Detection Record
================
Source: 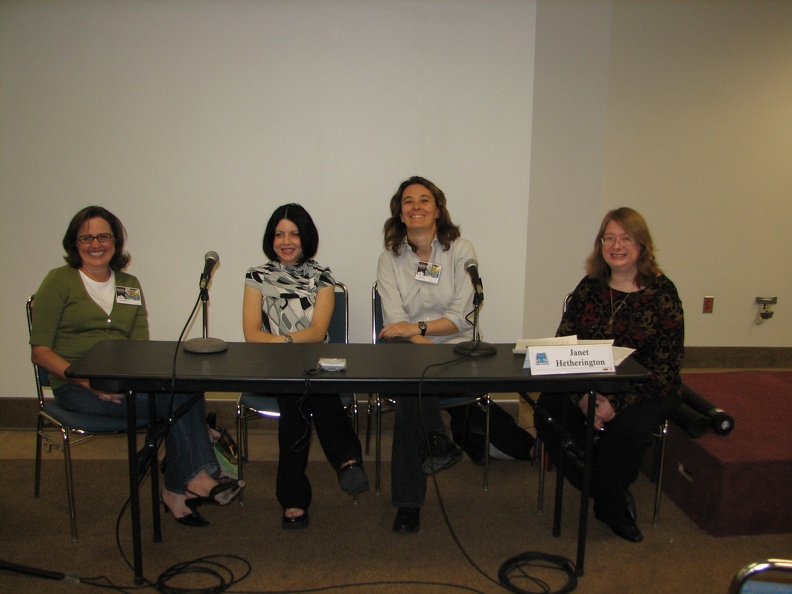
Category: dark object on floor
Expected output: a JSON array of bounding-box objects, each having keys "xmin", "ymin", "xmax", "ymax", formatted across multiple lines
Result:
[
  {"xmin": 449, "ymin": 401, "xmax": 535, "ymax": 464},
  {"xmin": 392, "ymin": 507, "xmax": 420, "ymax": 534}
]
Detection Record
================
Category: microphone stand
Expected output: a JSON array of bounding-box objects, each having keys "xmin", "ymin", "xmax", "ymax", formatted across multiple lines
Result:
[
  {"xmin": 183, "ymin": 279, "xmax": 227, "ymax": 354},
  {"xmin": 454, "ymin": 292, "xmax": 496, "ymax": 357}
]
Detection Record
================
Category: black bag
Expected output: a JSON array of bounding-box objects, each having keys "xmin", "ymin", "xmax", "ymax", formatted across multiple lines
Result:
[{"xmin": 448, "ymin": 401, "xmax": 535, "ymax": 464}]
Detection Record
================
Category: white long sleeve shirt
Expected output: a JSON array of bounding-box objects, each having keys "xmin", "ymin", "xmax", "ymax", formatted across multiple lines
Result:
[{"xmin": 376, "ymin": 236, "xmax": 477, "ymax": 344}]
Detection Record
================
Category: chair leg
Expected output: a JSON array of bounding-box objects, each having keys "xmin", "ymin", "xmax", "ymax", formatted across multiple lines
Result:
[
  {"xmin": 652, "ymin": 420, "xmax": 669, "ymax": 526},
  {"xmin": 34, "ymin": 416, "xmax": 44, "ymax": 498},
  {"xmin": 236, "ymin": 406, "xmax": 246, "ymax": 506},
  {"xmin": 375, "ymin": 397, "xmax": 383, "ymax": 496},
  {"xmin": 483, "ymin": 398, "xmax": 490, "ymax": 492},
  {"xmin": 365, "ymin": 394, "xmax": 374, "ymax": 455},
  {"xmin": 61, "ymin": 428, "xmax": 78, "ymax": 541},
  {"xmin": 537, "ymin": 438, "xmax": 545, "ymax": 515}
]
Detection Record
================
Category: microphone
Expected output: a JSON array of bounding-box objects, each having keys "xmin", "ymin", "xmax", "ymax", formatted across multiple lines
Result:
[
  {"xmin": 464, "ymin": 258, "xmax": 484, "ymax": 302},
  {"xmin": 184, "ymin": 250, "xmax": 227, "ymax": 354},
  {"xmin": 199, "ymin": 251, "xmax": 219, "ymax": 289},
  {"xmin": 454, "ymin": 258, "xmax": 496, "ymax": 357}
]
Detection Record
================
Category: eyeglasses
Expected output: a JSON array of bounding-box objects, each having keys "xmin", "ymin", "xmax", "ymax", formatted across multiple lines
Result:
[
  {"xmin": 600, "ymin": 234, "xmax": 634, "ymax": 246},
  {"xmin": 77, "ymin": 233, "xmax": 114, "ymax": 245}
]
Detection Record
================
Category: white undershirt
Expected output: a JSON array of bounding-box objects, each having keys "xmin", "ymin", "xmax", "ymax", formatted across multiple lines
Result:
[{"xmin": 79, "ymin": 270, "xmax": 116, "ymax": 315}]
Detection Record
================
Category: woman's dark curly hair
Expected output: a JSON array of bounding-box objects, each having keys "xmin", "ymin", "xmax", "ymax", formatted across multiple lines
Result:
[
  {"xmin": 585, "ymin": 206, "xmax": 662, "ymax": 288},
  {"xmin": 383, "ymin": 176, "xmax": 461, "ymax": 255},
  {"xmin": 262, "ymin": 203, "xmax": 319, "ymax": 265},
  {"xmin": 63, "ymin": 206, "xmax": 130, "ymax": 270}
]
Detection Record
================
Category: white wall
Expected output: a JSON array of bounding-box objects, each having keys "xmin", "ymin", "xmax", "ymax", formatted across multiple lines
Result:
[
  {"xmin": 524, "ymin": 0, "xmax": 792, "ymax": 347},
  {"xmin": 601, "ymin": 0, "xmax": 792, "ymax": 347},
  {"xmin": 0, "ymin": 0, "xmax": 536, "ymax": 398},
  {"xmin": 2, "ymin": 1, "xmax": 791, "ymax": 402}
]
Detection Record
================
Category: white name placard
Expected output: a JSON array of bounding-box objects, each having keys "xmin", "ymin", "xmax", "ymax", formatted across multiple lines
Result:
[{"xmin": 525, "ymin": 344, "xmax": 615, "ymax": 375}]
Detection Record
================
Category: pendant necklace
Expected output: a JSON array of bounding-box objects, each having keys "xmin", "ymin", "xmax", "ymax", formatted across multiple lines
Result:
[{"xmin": 608, "ymin": 288, "xmax": 629, "ymax": 333}]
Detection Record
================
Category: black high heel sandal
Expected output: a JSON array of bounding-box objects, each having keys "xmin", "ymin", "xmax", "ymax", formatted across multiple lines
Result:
[
  {"xmin": 186, "ymin": 479, "xmax": 245, "ymax": 507},
  {"xmin": 281, "ymin": 509, "xmax": 310, "ymax": 530},
  {"xmin": 160, "ymin": 491, "xmax": 209, "ymax": 527}
]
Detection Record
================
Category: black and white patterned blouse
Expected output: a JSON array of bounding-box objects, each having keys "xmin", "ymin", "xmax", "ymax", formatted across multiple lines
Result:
[{"xmin": 245, "ymin": 260, "xmax": 335, "ymax": 339}]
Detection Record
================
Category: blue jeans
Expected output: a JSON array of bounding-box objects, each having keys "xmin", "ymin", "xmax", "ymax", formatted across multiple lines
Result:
[{"xmin": 54, "ymin": 383, "xmax": 219, "ymax": 494}]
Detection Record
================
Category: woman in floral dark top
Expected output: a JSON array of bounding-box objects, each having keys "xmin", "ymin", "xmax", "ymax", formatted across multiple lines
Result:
[{"xmin": 535, "ymin": 207, "xmax": 684, "ymax": 543}]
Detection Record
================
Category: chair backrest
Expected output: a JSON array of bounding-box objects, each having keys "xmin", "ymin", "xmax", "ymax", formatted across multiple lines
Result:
[
  {"xmin": 26, "ymin": 295, "xmax": 51, "ymax": 406},
  {"xmin": 328, "ymin": 281, "xmax": 349, "ymax": 344},
  {"xmin": 562, "ymin": 292, "xmax": 573, "ymax": 314},
  {"xmin": 371, "ymin": 281, "xmax": 384, "ymax": 344}
]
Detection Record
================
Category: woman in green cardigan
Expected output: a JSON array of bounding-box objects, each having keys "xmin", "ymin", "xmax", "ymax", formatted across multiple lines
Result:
[{"xmin": 30, "ymin": 206, "xmax": 243, "ymax": 527}]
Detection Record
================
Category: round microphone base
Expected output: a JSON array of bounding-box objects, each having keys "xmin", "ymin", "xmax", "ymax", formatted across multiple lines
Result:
[
  {"xmin": 453, "ymin": 340, "xmax": 497, "ymax": 357},
  {"xmin": 183, "ymin": 337, "xmax": 228, "ymax": 354}
]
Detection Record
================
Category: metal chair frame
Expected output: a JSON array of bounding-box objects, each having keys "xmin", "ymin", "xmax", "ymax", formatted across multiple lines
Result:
[
  {"xmin": 727, "ymin": 559, "xmax": 792, "ymax": 594},
  {"xmin": 235, "ymin": 282, "xmax": 359, "ymax": 504},
  {"xmin": 28, "ymin": 295, "xmax": 148, "ymax": 540},
  {"xmin": 365, "ymin": 281, "xmax": 491, "ymax": 494}
]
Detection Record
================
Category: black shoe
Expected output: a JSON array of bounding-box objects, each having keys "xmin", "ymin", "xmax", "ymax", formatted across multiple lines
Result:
[
  {"xmin": 421, "ymin": 432, "xmax": 463, "ymax": 475},
  {"xmin": 281, "ymin": 509, "xmax": 310, "ymax": 530},
  {"xmin": 160, "ymin": 491, "xmax": 209, "ymax": 527},
  {"xmin": 392, "ymin": 507, "xmax": 420, "ymax": 534},
  {"xmin": 338, "ymin": 461, "xmax": 370, "ymax": 495},
  {"xmin": 609, "ymin": 521, "xmax": 643, "ymax": 543},
  {"xmin": 625, "ymin": 490, "xmax": 636, "ymax": 524},
  {"xmin": 186, "ymin": 479, "xmax": 245, "ymax": 507}
]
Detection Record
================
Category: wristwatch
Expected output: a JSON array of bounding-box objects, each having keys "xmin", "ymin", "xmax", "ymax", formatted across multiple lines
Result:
[
  {"xmin": 418, "ymin": 321, "xmax": 427, "ymax": 336},
  {"xmin": 283, "ymin": 334, "xmax": 293, "ymax": 343}
]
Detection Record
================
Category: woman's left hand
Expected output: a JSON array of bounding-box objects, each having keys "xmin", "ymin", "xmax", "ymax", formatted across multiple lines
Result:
[
  {"xmin": 578, "ymin": 393, "xmax": 616, "ymax": 429},
  {"xmin": 97, "ymin": 392, "xmax": 124, "ymax": 404},
  {"xmin": 379, "ymin": 321, "xmax": 417, "ymax": 342}
]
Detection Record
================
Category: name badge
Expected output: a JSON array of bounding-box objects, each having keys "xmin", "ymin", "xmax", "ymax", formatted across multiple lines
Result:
[
  {"xmin": 525, "ymin": 344, "xmax": 614, "ymax": 375},
  {"xmin": 116, "ymin": 286, "xmax": 142, "ymax": 306},
  {"xmin": 415, "ymin": 261, "xmax": 441, "ymax": 284}
]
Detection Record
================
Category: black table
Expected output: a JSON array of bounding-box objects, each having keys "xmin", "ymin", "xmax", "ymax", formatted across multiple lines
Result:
[{"xmin": 67, "ymin": 340, "xmax": 647, "ymax": 583}]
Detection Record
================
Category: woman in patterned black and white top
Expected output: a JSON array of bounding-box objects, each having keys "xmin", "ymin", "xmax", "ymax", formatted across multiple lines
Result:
[{"xmin": 242, "ymin": 203, "xmax": 368, "ymax": 529}]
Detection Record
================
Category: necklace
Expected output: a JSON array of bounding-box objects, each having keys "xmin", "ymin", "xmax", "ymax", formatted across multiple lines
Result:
[{"xmin": 608, "ymin": 288, "xmax": 629, "ymax": 333}]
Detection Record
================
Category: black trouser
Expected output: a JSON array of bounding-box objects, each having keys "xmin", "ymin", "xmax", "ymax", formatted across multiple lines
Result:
[
  {"xmin": 276, "ymin": 394, "xmax": 362, "ymax": 510},
  {"xmin": 391, "ymin": 395, "xmax": 447, "ymax": 507},
  {"xmin": 535, "ymin": 392, "xmax": 676, "ymax": 525}
]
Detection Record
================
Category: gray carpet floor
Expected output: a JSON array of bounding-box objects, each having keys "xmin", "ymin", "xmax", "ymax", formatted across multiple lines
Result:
[{"xmin": 2, "ymin": 456, "xmax": 791, "ymax": 594}]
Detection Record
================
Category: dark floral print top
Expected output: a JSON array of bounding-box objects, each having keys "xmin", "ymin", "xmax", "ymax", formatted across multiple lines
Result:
[{"xmin": 558, "ymin": 274, "xmax": 684, "ymax": 413}]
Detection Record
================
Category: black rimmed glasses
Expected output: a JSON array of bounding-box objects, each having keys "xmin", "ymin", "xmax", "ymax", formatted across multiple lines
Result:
[{"xmin": 77, "ymin": 233, "xmax": 114, "ymax": 245}]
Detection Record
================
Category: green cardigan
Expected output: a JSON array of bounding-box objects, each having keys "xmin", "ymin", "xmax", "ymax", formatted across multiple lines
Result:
[{"xmin": 30, "ymin": 265, "xmax": 149, "ymax": 390}]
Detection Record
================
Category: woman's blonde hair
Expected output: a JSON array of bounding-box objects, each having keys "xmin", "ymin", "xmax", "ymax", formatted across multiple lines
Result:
[{"xmin": 585, "ymin": 207, "xmax": 662, "ymax": 287}]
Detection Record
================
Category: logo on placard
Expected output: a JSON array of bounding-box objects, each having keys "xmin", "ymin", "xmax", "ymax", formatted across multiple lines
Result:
[{"xmin": 534, "ymin": 352, "xmax": 549, "ymax": 366}]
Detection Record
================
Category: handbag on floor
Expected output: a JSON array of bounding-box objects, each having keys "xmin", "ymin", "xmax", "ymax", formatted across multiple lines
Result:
[{"xmin": 207, "ymin": 413, "xmax": 238, "ymax": 479}]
